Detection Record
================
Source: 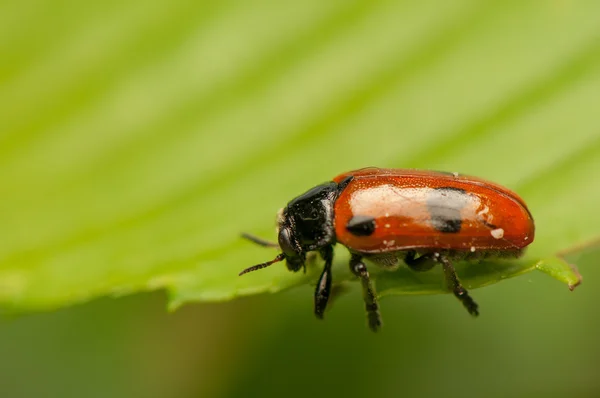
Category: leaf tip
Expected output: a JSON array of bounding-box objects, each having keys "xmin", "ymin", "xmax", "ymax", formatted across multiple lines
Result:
[
  {"xmin": 558, "ymin": 254, "xmax": 583, "ymax": 291},
  {"xmin": 568, "ymin": 275, "xmax": 582, "ymax": 291}
]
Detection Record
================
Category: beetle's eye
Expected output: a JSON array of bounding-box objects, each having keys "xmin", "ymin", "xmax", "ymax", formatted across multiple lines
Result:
[{"xmin": 278, "ymin": 227, "xmax": 297, "ymax": 258}]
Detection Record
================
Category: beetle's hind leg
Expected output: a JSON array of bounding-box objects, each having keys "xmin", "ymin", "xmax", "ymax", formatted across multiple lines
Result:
[
  {"xmin": 404, "ymin": 251, "xmax": 479, "ymax": 317},
  {"xmin": 439, "ymin": 255, "xmax": 479, "ymax": 316},
  {"xmin": 350, "ymin": 254, "xmax": 382, "ymax": 332}
]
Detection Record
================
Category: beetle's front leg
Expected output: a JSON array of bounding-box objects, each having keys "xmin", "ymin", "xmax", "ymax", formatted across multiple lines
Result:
[{"xmin": 314, "ymin": 245, "xmax": 334, "ymax": 319}]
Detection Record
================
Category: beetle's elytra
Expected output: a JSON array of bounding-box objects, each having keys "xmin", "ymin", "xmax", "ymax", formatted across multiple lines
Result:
[{"xmin": 240, "ymin": 167, "xmax": 535, "ymax": 332}]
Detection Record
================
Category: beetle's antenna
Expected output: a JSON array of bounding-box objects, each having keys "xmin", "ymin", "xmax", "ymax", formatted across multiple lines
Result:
[
  {"xmin": 239, "ymin": 253, "xmax": 285, "ymax": 276},
  {"xmin": 241, "ymin": 232, "xmax": 279, "ymax": 248}
]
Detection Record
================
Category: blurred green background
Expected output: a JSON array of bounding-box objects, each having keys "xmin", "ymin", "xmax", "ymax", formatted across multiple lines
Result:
[{"xmin": 1, "ymin": 1, "xmax": 600, "ymax": 397}]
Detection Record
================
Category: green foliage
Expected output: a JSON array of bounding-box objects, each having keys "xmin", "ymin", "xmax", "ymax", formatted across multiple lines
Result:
[{"xmin": 0, "ymin": 0, "xmax": 599, "ymax": 313}]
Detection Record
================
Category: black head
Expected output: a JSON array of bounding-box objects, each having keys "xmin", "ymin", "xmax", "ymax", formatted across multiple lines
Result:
[
  {"xmin": 239, "ymin": 181, "xmax": 341, "ymax": 276},
  {"xmin": 277, "ymin": 181, "xmax": 339, "ymax": 271}
]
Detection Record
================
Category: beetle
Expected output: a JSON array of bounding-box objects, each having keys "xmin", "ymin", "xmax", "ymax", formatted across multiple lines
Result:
[{"xmin": 239, "ymin": 167, "xmax": 535, "ymax": 331}]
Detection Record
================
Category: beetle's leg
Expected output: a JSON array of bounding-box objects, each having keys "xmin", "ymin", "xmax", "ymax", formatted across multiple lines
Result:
[
  {"xmin": 439, "ymin": 255, "xmax": 479, "ymax": 316},
  {"xmin": 314, "ymin": 246, "xmax": 334, "ymax": 319},
  {"xmin": 350, "ymin": 254, "xmax": 382, "ymax": 332},
  {"xmin": 404, "ymin": 250, "xmax": 436, "ymax": 272},
  {"xmin": 406, "ymin": 252, "xmax": 478, "ymax": 316},
  {"xmin": 241, "ymin": 233, "xmax": 279, "ymax": 248}
]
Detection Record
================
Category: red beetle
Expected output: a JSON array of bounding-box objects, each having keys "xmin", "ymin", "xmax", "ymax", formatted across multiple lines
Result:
[{"xmin": 240, "ymin": 168, "xmax": 535, "ymax": 331}]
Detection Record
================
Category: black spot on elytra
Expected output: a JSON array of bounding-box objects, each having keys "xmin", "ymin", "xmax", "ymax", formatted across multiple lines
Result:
[
  {"xmin": 346, "ymin": 215, "xmax": 376, "ymax": 236},
  {"xmin": 427, "ymin": 187, "xmax": 467, "ymax": 234},
  {"xmin": 434, "ymin": 218, "xmax": 462, "ymax": 233}
]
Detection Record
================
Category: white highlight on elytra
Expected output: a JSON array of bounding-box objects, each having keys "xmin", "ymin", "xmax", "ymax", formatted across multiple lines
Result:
[
  {"xmin": 490, "ymin": 228, "xmax": 505, "ymax": 239},
  {"xmin": 384, "ymin": 223, "xmax": 391, "ymax": 228},
  {"xmin": 470, "ymin": 246, "xmax": 476, "ymax": 252}
]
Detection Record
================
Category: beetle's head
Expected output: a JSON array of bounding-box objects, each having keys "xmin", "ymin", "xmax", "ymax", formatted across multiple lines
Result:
[
  {"xmin": 275, "ymin": 205, "xmax": 309, "ymax": 272},
  {"xmin": 239, "ymin": 182, "xmax": 339, "ymax": 276}
]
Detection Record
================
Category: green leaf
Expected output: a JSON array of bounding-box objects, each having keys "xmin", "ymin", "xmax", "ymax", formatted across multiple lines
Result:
[{"xmin": 0, "ymin": 0, "xmax": 599, "ymax": 312}]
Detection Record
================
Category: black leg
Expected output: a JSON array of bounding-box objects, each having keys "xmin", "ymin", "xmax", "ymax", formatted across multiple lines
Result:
[
  {"xmin": 350, "ymin": 254, "xmax": 382, "ymax": 332},
  {"xmin": 439, "ymin": 255, "xmax": 479, "ymax": 316},
  {"xmin": 404, "ymin": 250, "xmax": 436, "ymax": 272},
  {"xmin": 406, "ymin": 251, "xmax": 479, "ymax": 316},
  {"xmin": 314, "ymin": 246, "xmax": 334, "ymax": 319}
]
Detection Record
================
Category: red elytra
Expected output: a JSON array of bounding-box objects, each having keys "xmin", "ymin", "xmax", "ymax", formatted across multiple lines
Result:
[
  {"xmin": 332, "ymin": 167, "xmax": 534, "ymax": 253},
  {"xmin": 240, "ymin": 167, "xmax": 535, "ymax": 332}
]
